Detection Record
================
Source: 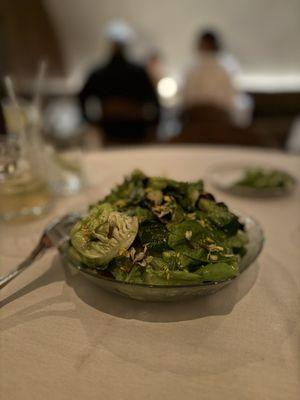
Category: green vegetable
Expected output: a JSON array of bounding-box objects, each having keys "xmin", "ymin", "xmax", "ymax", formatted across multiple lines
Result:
[
  {"xmin": 109, "ymin": 256, "xmax": 145, "ymax": 283},
  {"xmin": 124, "ymin": 206, "xmax": 154, "ymax": 223},
  {"xmin": 67, "ymin": 170, "xmax": 248, "ymax": 285},
  {"xmin": 234, "ymin": 168, "xmax": 294, "ymax": 189},
  {"xmin": 198, "ymin": 199, "xmax": 236, "ymax": 228},
  {"xmin": 70, "ymin": 203, "xmax": 138, "ymax": 267},
  {"xmin": 100, "ymin": 169, "xmax": 146, "ymax": 207},
  {"xmin": 138, "ymin": 222, "xmax": 170, "ymax": 253},
  {"xmin": 149, "ymin": 177, "xmax": 203, "ymax": 211},
  {"xmin": 195, "ymin": 261, "xmax": 239, "ymax": 281}
]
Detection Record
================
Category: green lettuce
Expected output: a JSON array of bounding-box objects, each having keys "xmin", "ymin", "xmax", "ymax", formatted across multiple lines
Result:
[
  {"xmin": 70, "ymin": 203, "xmax": 138, "ymax": 267},
  {"xmin": 67, "ymin": 170, "xmax": 248, "ymax": 285}
]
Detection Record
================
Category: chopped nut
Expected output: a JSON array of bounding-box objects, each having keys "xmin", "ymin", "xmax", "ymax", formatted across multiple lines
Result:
[
  {"xmin": 118, "ymin": 248, "xmax": 127, "ymax": 256},
  {"xmin": 115, "ymin": 200, "xmax": 126, "ymax": 208},
  {"xmin": 135, "ymin": 252, "xmax": 145, "ymax": 262},
  {"xmin": 187, "ymin": 213, "xmax": 196, "ymax": 220},
  {"xmin": 138, "ymin": 260, "xmax": 147, "ymax": 267},
  {"xmin": 185, "ymin": 230, "xmax": 193, "ymax": 240},
  {"xmin": 208, "ymin": 244, "xmax": 224, "ymax": 252},
  {"xmin": 129, "ymin": 247, "xmax": 136, "ymax": 259}
]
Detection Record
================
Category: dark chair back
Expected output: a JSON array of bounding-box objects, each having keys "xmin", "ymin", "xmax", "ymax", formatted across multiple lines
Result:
[
  {"xmin": 100, "ymin": 97, "xmax": 158, "ymax": 145},
  {"xmin": 181, "ymin": 104, "xmax": 231, "ymax": 124},
  {"xmin": 173, "ymin": 104, "xmax": 278, "ymax": 147}
]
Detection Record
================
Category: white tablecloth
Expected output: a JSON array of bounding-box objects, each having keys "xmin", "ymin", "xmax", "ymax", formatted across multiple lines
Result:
[{"xmin": 1, "ymin": 146, "xmax": 300, "ymax": 400}]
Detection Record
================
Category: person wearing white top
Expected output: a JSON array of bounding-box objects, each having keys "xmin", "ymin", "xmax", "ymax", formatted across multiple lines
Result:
[{"xmin": 183, "ymin": 30, "xmax": 236, "ymax": 113}]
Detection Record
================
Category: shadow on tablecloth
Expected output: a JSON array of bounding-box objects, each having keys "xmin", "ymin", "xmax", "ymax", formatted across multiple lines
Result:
[{"xmin": 62, "ymin": 257, "xmax": 260, "ymax": 323}]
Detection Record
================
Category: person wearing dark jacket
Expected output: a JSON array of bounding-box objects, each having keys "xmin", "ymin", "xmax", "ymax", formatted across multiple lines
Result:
[{"xmin": 79, "ymin": 21, "xmax": 160, "ymax": 144}]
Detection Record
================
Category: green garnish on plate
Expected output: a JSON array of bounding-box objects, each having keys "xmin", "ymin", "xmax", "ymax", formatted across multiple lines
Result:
[
  {"xmin": 234, "ymin": 168, "xmax": 295, "ymax": 190},
  {"xmin": 67, "ymin": 170, "xmax": 248, "ymax": 285}
]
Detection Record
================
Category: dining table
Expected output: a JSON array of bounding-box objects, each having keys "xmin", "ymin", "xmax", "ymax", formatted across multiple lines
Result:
[{"xmin": 1, "ymin": 145, "xmax": 299, "ymax": 400}]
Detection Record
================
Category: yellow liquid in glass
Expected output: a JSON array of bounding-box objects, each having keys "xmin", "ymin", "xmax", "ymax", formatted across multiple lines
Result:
[{"xmin": 0, "ymin": 174, "xmax": 51, "ymax": 221}]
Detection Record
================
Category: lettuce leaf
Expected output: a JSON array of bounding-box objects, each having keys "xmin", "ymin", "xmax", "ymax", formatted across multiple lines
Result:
[
  {"xmin": 70, "ymin": 203, "xmax": 138, "ymax": 266},
  {"xmin": 138, "ymin": 222, "xmax": 170, "ymax": 252},
  {"xmin": 198, "ymin": 199, "xmax": 236, "ymax": 228}
]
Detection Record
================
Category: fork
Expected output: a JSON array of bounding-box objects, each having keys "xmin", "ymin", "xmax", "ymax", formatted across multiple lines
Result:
[{"xmin": 0, "ymin": 213, "xmax": 80, "ymax": 290}]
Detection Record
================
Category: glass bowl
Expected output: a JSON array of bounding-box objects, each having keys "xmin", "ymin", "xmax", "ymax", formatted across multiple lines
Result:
[
  {"xmin": 206, "ymin": 163, "xmax": 296, "ymax": 198},
  {"xmin": 60, "ymin": 214, "xmax": 264, "ymax": 302}
]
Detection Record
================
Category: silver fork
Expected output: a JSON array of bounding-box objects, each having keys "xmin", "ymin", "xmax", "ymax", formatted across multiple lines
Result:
[{"xmin": 0, "ymin": 213, "xmax": 81, "ymax": 289}]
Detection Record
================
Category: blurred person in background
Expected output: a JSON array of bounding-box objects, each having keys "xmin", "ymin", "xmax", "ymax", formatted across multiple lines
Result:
[
  {"xmin": 182, "ymin": 29, "xmax": 236, "ymax": 114},
  {"xmin": 79, "ymin": 20, "xmax": 160, "ymax": 145},
  {"xmin": 182, "ymin": 29, "xmax": 253, "ymax": 127}
]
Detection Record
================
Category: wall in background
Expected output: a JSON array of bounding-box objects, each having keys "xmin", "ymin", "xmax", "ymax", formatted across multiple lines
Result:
[
  {"xmin": 45, "ymin": 0, "xmax": 300, "ymax": 88},
  {"xmin": 0, "ymin": 0, "xmax": 65, "ymax": 81}
]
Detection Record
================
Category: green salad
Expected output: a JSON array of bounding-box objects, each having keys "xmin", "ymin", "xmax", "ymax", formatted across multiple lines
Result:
[
  {"xmin": 234, "ymin": 168, "xmax": 294, "ymax": 190},
  {"xmin": 67, "ymin": 170, "xmax": 248, "ymax": 285}
]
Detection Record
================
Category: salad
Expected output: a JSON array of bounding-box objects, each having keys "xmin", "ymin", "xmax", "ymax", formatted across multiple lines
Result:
[
  {"xmin": 67, "ymin": 170, "xmax": 248, "ymax": 286},
  {"xmin": 234, "ymin": 167, "xmax": 295, "ymax": 190}
]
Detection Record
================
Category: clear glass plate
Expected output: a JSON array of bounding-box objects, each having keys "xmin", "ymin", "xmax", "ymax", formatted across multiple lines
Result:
[
  {"xmin": 206, "ymin": 162, "xmax": 296, "ymax": 198},
  {"xmin": 60, "ymin": 215, "xmax": 264, "ymax": 302}
]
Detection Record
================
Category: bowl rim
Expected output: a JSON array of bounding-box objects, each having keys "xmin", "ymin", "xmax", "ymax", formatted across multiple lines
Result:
[{"xmin": 60, "ymin": 214, "xmax": 265, "ymax": 289}]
